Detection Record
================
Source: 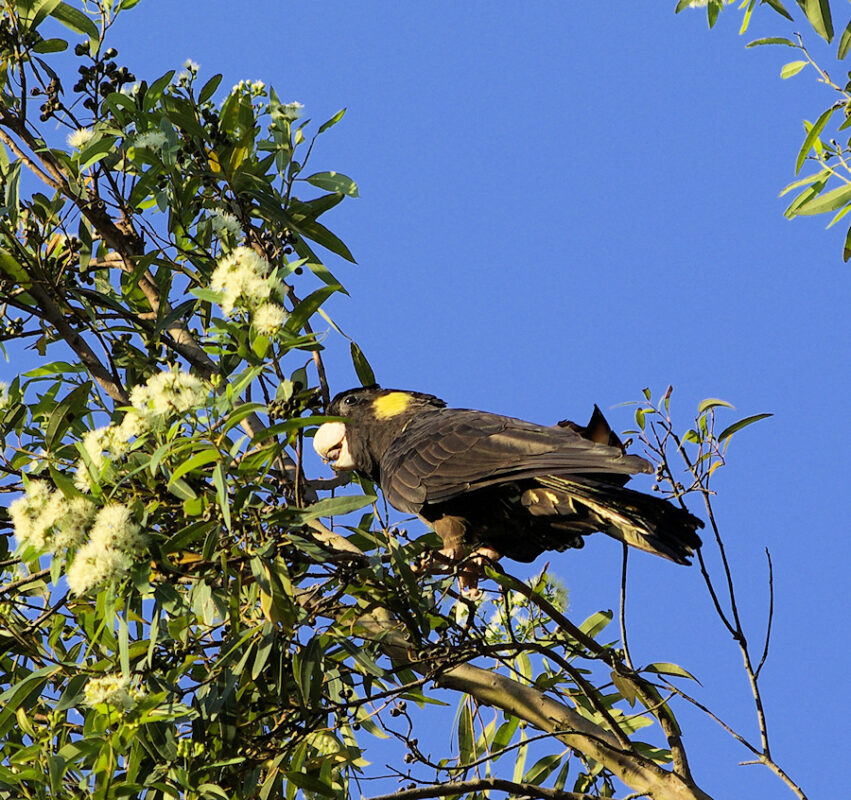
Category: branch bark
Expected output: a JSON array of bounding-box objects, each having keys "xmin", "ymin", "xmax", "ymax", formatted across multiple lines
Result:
[{"xmin": 358, "ymin": 610, "xmax": 714, "ymax": 800}]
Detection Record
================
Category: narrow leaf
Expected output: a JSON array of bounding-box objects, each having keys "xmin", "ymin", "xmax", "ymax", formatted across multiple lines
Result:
[
  {"xmin": 795, "ymin": 106, "xmax": 836, "ymax": 174},
  {"xmin": 50, "ymin": 2, "xmax": 98, "ymax": 38},
  {"xmin": 793, "ymin": 182, "xmax": 851, "ymax": 216},
  {"xmin": 745, "ymin": 37, "xmax": 797, "ymax": 48},
  {"xmin": 801, "ymin": 0, "xmax": 833, "ymax": 43},
  {"xmin": 295, "ymin": 494, "xmax": 376, "ymax": 522},
  {"xmin": 761, "ymin": 0, "xmax": 794, "ymax": 22},
  {"xmin": 318, "ymin": 108, "xmax": 346, "ymax": 134},
  {"xmin": 169, "ymin": 448, "xmax": 220, "ymax": 485},
  {"xmin": 579, "ymin": 609, "xmax": 613, "ymax": 639},
  {"xmin": 644, "ymin": 662, "xmax": 701, "ymax": 683},
  {"xmin": 839, "ymin": 19, "xmax": 851, "ymax": 59},
  {"xmin": 697, "ymin": 397, "xmax": 734, "ymax": 414},
  {"xmin": 717, "ymin": 413, "xmax": 773, "ymax": 442},
  {"xmin": 350, "ymin": 342, "xmax": 376, "ymax": 386}
]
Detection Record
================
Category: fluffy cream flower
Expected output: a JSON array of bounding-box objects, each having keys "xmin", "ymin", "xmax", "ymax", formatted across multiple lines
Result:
[
  {"xmin": 0, "ymin": 381, "xmax": 10, "ymax": 409},
  {"xmin": 210, "ymin": 246, "xmax": 279, "ymax": 315},
  {"xmin": 83, "ymin": 674, "xmax": 136, "ymax": 710},
  {"xmin": 88, "ymin": 503, "xmax": 147, "ymax": 554},
  {"xmin": 9, "ymin": 482, "xmax": 95, "ymax": 554},
  {"xmin": 66, "ymin": 542, "xmax": 130, "ymax": 594},
  {"xmin": 129, "ymin": 369, "xmax": 207, "ymax": 419},
  {"xmin": 135, "ymin": 130, "xmax": 168, "ymax": 151},
  {"xmin": 253, "ymin": 302, "xmax": 288, "ymax": 336},
  {"xmin": 67, "ymin": 128, "xmax": 95, "ymax": 150},
  {"xmin": 210, "ymin": 210, "xmax": 242, "ymax": 239},
  {"xmin": 281, "ymin": 101, "xmax": 304, "ymax": 120},
  {"xmin": 53, "ymin": 496, "xmax": 97, "ymax": 550}
]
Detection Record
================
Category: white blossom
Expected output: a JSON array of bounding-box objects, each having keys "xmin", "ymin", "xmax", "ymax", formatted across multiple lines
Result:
[
  {"xmin": 0, "ymin": 381, "xmax": 10, "ymax": 409},
  {"xmin": 232, "ymin": 79, "xmax": 267, "ymax": 98},
  {"xmin": 253, "ymin": 302, "xmax": 288, "ymax": 336},
  {"xmin": 210, "ymin": 210, "xmax": 242, "ymax": 239},
  {"xmin": 129, "ymin": 368, "xmax": 207, "ymax": 419},
  {"xmin": 210, "ymin": 246, "xmax": 280, "ymax": 315},
  {"xmin": 135, "ymin": 130, "xmax": 168, "ymax": 151},
  {"xmin": 183, "ymin": 59, "xmax": 200, "ymax": 74},
  {"xmin": 66, "ymin": 541, "xmax": 130, "ymax": 594},
  {"xmin": 83, "ymin": 674, "xmax": 137, "ymax": 710},
  {"xmin": 88, "ymin": 503, "xmax": 147, "ymax": 554},
  {"xmin": 67, "ymin": 128, "xmax": 95, "ymax": 150},
  {"xmin": 9, "ymin": 481, "xmax": 95, "ymax": 554},
  {"xmin": 53, "ymin": 496, "xmax": 97, "ymax": 550},
  {"xmin": 281, "ymin": 101, "xmax": 304, "ymax": 121}
]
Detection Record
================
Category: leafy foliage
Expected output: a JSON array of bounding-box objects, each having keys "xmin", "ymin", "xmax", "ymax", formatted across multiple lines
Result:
[
  {"xmin": 678, "ymin": 0, "xmax": 851, "ymax": 261},
  {"xmin": 0, "ymin": 3, "xmax": 805, "ymax": 800}
]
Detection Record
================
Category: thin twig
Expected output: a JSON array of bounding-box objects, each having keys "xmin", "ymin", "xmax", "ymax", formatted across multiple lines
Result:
[
  {"xmin": 755, "ymin": 549, "xmax": 774, "ymax": 681},
  {"xmin": 619, "ymin": 542, "xmax": 634, "ymax": 671}
]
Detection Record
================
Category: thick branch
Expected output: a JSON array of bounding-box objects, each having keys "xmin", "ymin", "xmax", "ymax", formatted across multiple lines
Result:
[{"xmin": 359, "ymin": 611, "xmax": 713, "ymax": 800}]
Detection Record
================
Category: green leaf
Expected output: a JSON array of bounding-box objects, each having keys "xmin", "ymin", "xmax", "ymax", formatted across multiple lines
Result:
[
  {"xmin": 350, "ymin": 342, "xmax": 376, "ymax": 386},
  {"xmin": 293, "ymin": 218, "xmax": 356, "ymax": 262},
  {"xmin": 25, "ymin": 0, "xmax": 63, "ymax": 29},
  {"xmin": 745, "ymin": 36, "xmax": 798, "ymax": 47},
  {"xmin": 611, "ymin": 670, "xmax": 638, "ymax": 706},
  {"xmin": 304, "ymin": 171, "xmax": 359, "ymax": 197},
  {"xmin": 760, "ymin": 0, "xmax": 794, "ymax": 22},
  {"xmin": 697, "ymin": 397, "xmax": 734, "ymax": 414},
  {"xmin": 717, "ymin": 413, "xmax": 772, "ymax": 442},
  {"xmin": 800, "ymin": 0, "xmax": 833, "ymax": 43},
  {"xmin": 779, "ymin": 169, "xmax": 830, "ymax": 197},
  {"xmin": 285, "ymin": 285, "xmax": 339, "ymax": 335},
  {"xmin": 492, "ymin": 714, "xmax": 520, "ymax": 754},
  {"xmin": 286, "ymin": 773, "xmax": 336, "ymax": 798},
  {"xmin": 457, "ymin": 702, "xmax": 474, "ymax": 764},
  {"xmin": 644, "ymin": 662, "xmax": 701, "ymax": 683},
  {"xmin": 523, "ymin": 753, "xmax": 563, "ymax": 785},
  {"xmin": 838, "ymin": 19, "xmax": 851, "ymax": 59},
  {"xmin": 198, "ymin": 73, "xmax": 223, "ymax": 104},
  {"xmin": 213, "ymin": 462, "xmax": 231, "ymax": 530},
  {"xmin": 579, "ymin": 609, "xmax": 613, "ymax": 639},
  {"xmin": 793, "ymin": 182, "xmax": 851, "ymax": 215},
  {"xmin": 844, "ymin": 223, "xmax": 851, "ymax": 261},
  {"xmin": 796, "ymin": 106, "xmax": 836, "ymax": 174},
  {"xmin": 294, "ymin": 493, "xmax": 376, "ymax": 522},
  {"xmin": 78, "ymin": 136, "xmax": 117, "ymax": 169},
  {"xmin": 32, "ymin": 38, "xmax": 68, "ymax": 53},
  {"xmin": 45, "ymin": 382, "xmax": 90, "ymax": 450},
  {"xmin": 318, "ymin": 108, "xmax": 346, "ymax": 134},
  {"xmin": 739, "ymin": 0, "xmax": 757, "ymax": 34},
  {"xmin": 707, "ymin": 1, "xmax": 720, "ymax": 28},
  {"xmin": 780, "ymin": 60, "xmax": 808, "ymax": 79},
  {"xmin": 169, "ymin": 447, "xmax": 221, "ymax": 485},
  {"xmin": 50, "ymin": 2, "xmax": 99, "ymax": 38}
]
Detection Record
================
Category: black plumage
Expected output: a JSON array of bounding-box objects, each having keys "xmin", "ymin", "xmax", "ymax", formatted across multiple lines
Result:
[{"xmin": 313, "ymin": 386, "xmax": 702, "ymax": 574}]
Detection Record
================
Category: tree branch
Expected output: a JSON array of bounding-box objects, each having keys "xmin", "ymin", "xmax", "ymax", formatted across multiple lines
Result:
[
  {"xmin": 364, "ymin": 778, "xmax": 603, "ymax": 800},
  {"xmin": 358, "ymin": 609, "xmax": 713, "ymax": 800}
]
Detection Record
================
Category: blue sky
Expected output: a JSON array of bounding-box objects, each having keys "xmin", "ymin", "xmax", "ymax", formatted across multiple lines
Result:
[{"xmin": 10, "ymin": 2, "xmax": 848, "ymax": 797}]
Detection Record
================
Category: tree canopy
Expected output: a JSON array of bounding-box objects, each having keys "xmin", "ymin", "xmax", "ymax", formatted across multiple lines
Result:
[{"xmin": 0, "ymin": 1, "xmax": 841, "ymax": 799}]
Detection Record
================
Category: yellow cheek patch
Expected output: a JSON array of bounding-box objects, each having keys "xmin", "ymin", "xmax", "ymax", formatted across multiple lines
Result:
[{"xmin": 372, "ymin": 391, "xmax": 413, "ymax": 419}]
